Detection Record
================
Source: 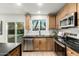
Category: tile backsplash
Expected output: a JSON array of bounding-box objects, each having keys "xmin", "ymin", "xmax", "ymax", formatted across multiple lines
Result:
[
  {"xmin": 59, "ymin": 27, "xmax": 79, "ymax": 34},
  {"xmin": 24, "ymin": 29, "xmax": 58, "ymax": 36}
]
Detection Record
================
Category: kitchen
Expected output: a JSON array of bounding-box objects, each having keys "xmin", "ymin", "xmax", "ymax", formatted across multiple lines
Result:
[{"xmin": 0, "ymin": 3, "xmax": 79, "ymax": 56}]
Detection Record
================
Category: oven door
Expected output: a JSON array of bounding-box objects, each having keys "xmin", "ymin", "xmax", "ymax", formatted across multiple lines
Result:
[{"xmin": 55, "ymin": 41, "xmax": 66, "ymax": 56}]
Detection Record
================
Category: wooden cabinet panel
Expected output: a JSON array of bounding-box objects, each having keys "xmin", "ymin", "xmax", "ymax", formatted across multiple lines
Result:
[
  {"xmin": 49, "ymin": 16, "xmax": 56, "ymax": 29},
  {"xmin": 67, "ymin": 47, "xmax": 79, "ymax": 56},
  {"xmin": 33, "ymin": 38, "xmax": 47, "ymax": 51},
  {"xmin": 33, "ymin": 38, "xmax": 54, "ymax": 51},
  {"xmin": 25, "ymin": 15, "xmax": 30, "ymax": 31},
  {"xmin": 56, "ymin": 3, "xmax": 77, "ymax": 28},
  {"xmin": 8, "ymin": 46, "xmax": 21, "ymax": 56},
  {"xmin": 39, "ymin": 38, "xmax": 47, "ymax": 50},
  {"xmin": 46, "ymin": 38, "xmax": 54, "ymax": 51},
  {"xmin": 33, "ymin": 38, "xmax": 40, "ymax": 50}
]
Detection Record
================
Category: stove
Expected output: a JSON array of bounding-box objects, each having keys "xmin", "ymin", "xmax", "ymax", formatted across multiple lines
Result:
[{"xmin": 65, "ymin": 36, "xmax": 79, "ymax": 49}]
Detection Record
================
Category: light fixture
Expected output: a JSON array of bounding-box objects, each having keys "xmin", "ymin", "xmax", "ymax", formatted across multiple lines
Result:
[
  {"xmin": 37, "ymin": 11, "xmax": 41, "ymax": 14},
  {"xmin": 16, "ymin": 3, "xmax": 22, "ymax": 6},
  {"xmin": 37, "ymin": 3, "xmax": 43, "ymax": 6}
]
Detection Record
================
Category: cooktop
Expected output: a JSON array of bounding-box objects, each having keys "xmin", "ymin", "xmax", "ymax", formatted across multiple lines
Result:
[{"xmin": 65, "ymin": 36, "xmax": 79, "ymax": 48}]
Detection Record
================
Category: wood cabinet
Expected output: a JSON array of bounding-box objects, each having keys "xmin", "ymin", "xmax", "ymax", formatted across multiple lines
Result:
[
  {"xmin": 67, "ymin": 47, "xmax": 79, "ymax": 56},
  {"xmin": 33, "ymin": 38, "xmax": 40, "ymax": 50},
  {"xmin": 33, "ymin": 38, "xmax": 54, "ymax": 51},
  {"xmin": 46, "ymin": 38, "xmax": 54, "ymax": 51},
  {"xmin": 39, "ymin": 38, "xmax": 47, "ymax": 50},
  {"xmin": 56, "ymin": 3, "xmax": 77, "ymax": 28},
  {"xmin": 48, "ymin": 15, "xmax": 56, "ymax": 29},
  {"xmin": 8, "ymin": 45, "xmax": 22, "ymax": 56},
  {"xmin": 33, "ymin": 38, "xmax": 47, "ymax": 51},
  {"xmin": 25, "ymin": 15, "xmax": 30, "ymax": 31}
]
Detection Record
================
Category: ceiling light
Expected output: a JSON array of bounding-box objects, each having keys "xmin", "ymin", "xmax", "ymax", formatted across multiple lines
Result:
[
  {"xmin": 37, "ymin": 11, "xmax": 41, "ymax": 14},
  {"xmin": 16, "ymin": 3, "xmax": 22, "ymax": 6},
  {"xmin": 37, "ymin": 3, "xmax": 43, "ymax": 6}
]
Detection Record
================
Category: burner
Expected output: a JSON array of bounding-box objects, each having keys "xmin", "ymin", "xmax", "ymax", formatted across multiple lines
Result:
[
  {"xmin": 66, "ymin": 39, "xmax": 79, "ymax": 48},
  {"xmin": 74, "ymin": 42, "xmax": 79, "ymax": 44}
]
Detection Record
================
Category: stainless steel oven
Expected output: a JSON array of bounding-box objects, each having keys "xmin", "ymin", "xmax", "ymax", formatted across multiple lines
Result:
[
  {"xmin": 55, "ymin": 38, "xmax": 66, "ymax": 56},
  {"xmin": 55, "ymin": 32, "xmax": 66, "ymax": 56}
]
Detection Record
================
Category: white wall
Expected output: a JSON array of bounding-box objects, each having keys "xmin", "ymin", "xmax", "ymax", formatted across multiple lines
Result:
[
  {"xmin": 24, "ymin": 15, "xmax": 50, "ymax": 36},
  {"xmin": 0, "ymin": 14, "xmax": 25, "ymax": 43},
  {"xmin": 0, "ymin": 14, "xmax": 54, "ymax": 43}
]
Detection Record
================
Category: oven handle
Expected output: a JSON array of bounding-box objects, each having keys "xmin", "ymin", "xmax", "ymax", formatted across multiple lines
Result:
[{"xmin": 55, "ymin": 41, "xmax": 65, "ymax": 48}]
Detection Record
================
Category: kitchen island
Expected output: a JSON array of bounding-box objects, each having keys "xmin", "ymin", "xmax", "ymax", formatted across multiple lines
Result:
[{"xmin": 0, "ymin": 43, "xmax": 22, "ymax": 56}]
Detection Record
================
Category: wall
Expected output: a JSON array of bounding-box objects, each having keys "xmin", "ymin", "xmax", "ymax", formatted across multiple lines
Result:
[
  {"xmin": 0, "ymin": 14, "xmax": 55, "ymax": 43},
  {"xmin": 24, "ymin": 15, "xmax": 53, "ymax": 36},
  {"xmin": 0, "ymin": 14, "xmax": 25, "ymax": 43}
]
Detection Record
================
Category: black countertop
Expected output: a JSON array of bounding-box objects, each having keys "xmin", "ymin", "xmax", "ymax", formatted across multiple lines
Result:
[
  {"xmin": 23, "ymin": 35, "xmax": 54, "ymax": 38},
  {"xmin": 0, "ymin": 43, "xmax": 21, "ymax": 56},
  {"xmin": 55, "ymin": 37, "xmax": 79, "ymax": 53},
  {"xmin": 65, "ymin": 41, "xmax": 79, "ymax": 53}
]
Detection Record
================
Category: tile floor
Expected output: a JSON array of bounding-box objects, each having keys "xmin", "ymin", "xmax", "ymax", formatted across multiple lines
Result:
[{"xmin": 22, "ymin": 51, "xmax": 56, "ymax": 56}]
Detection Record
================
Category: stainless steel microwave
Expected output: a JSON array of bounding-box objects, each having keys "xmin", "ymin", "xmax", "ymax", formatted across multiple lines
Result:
[{"xmin": 60, "ymin": 12, "xmax": 77, "ymax": 28}]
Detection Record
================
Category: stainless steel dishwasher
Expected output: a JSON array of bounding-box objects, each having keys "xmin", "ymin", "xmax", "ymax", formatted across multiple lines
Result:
[{"xmin": 23, "ymin": 38, "xmax": 33, "ymax": 51}]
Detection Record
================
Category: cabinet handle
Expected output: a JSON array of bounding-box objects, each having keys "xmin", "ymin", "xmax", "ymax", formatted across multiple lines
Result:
[{"xmin": 71, "ymin": 52, "xmax": 73, "ymax": 54}]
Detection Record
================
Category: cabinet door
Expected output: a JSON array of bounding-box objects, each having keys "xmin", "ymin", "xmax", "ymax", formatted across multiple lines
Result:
[
  {"xmin": 39, "ymin": 38, "xmax": 47, "ymax": 51},
  {"xmin": 25, "ymin": 15, "xmax": 30, "ymax": 31},
  {"xmin": 8, "ymin": 46, "xmax": 21, "ymax": 56},
  {"xmin": 49, "ymin": 16, "xmax": 56, "ymax": 29},
  {"xmin": 67, "ymin": 47, "xmax": 79, "ymax": 56},
  {"xmin": 33, "ymin": 38, "xmax": 40, "ymax": 50},
  {"xmin": 46, "ymin": 38, "xmax": 54, "ymax": 51}
]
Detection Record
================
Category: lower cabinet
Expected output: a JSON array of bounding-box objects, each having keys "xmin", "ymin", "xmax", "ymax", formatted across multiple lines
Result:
[
  {"xmin": 33, "ymin": 38, "xmax": 54, "ymax": 51},
  {"xmin": 33, "ymin": 38, "xmax": 47, "ymax": 51},
  {"xmin": 67, "ymin": 47, "xmax": 79, "ymax": 56},
  {"xmin": 46, "ymin": 38, "xmax": 55, "ymax": 51},
  {"xmin": 33, "ymin": 38, "xmax": 40, "ymax": 50},
  {"xmin": 8, "ymin": 46, "xmax": 21, "ymax": 56}
]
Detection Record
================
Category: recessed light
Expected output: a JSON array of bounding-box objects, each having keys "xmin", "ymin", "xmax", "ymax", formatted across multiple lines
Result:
[
  {"xmin": 37, "ymin": 3, "xmax": 43, "ymax": 6},
  {"xmin": 37, "ymin": 11, "xmax": 41, "ymax": 14},
  {"xmin": 16, "ymin": 3, "xmax": 22, "ymax": 6}
]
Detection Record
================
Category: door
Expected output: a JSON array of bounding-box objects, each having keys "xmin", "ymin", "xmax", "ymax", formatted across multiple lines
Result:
[
  {"xmin": 8, "ymin": 22, "xmax": 15, "ymax": 43},
  {"xmin": 16, "ymin": 22, "xmax": 24, "ymax": 43},
  {"xmin": 7, "ymin": 22, "xmax": 24, "ymax": 43}
]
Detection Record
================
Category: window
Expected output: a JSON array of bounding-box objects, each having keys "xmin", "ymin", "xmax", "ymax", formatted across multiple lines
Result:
[{"xmin": 32, "ymin": 19, "xmax": 47, "ymax": 31}]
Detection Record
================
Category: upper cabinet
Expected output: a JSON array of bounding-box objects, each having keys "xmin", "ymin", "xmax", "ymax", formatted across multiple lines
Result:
[
  {"xmin": 48, "ymin": 15, "xmax": 56, "ymax": 29},
  {"xmin": 56, "ymin": 3, "xmax": 77, "ymax": 29},
  {"xmin": 25, "ymin": 13, "xmax": 31, "ymax": 31}
]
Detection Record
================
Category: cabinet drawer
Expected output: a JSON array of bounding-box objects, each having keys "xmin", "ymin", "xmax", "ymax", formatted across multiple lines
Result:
[{"xmin": 67, "ymin": 47, "xmax": 79, "ymax": 56}]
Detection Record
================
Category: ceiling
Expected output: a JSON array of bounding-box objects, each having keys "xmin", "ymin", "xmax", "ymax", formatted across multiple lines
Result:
[{"xmin": 0, "ymin": 3, "xmax": 65, "ymax": 15}]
